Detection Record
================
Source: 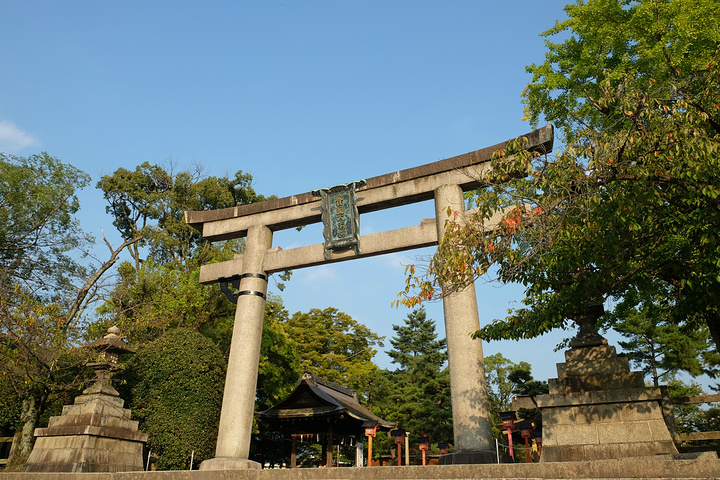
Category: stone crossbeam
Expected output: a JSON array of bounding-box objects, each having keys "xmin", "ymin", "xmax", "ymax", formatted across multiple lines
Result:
[
  {"xmin": 185, "ymin": 126, "xmax": 553, "ymax": 241},
  {"xmin": 199, "ymin": 208, "xmax": 508, "ymax": 284}
]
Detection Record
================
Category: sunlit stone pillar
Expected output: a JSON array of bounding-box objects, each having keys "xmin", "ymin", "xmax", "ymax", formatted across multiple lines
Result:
[
  {"xmin": 434, "ymin": 184, "xmax": 496, "ymax": 464},
  {"xmin": 199, "ymin": 224, "xmax": 272, "ymax": 471}
]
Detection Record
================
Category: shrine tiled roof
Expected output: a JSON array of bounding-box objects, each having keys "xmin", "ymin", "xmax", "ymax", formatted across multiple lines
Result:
[{"xmin": 256, "ymin": 372, "xmax": 395, "ymax": 430}]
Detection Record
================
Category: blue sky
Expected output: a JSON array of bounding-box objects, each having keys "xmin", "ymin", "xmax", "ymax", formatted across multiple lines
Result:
[{"xmin": 0, "ymin": 1, "xmax": 588, "ymax": 382}]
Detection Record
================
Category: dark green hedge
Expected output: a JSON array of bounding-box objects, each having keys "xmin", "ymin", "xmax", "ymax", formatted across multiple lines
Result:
[{"xmin": 122, "ymin": 329, "xmax": 226, "ymax": 470}]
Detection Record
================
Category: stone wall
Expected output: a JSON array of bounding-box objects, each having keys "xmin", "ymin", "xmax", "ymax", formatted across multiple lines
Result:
[{"xmin": 1, "ymin": 453, "xmax": 720, "ymax": 480}]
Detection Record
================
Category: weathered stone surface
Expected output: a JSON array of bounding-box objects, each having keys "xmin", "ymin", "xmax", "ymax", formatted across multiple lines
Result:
[
  {"xmin": 3, "ymin": 453, "xmax": 720, "ymax": 479},
  {"xmin": 538, "ymin": 343, "xmax": 678, "ymax": 463},
  {"xmin": 23, "ymin": 382, "xmax": 147, "ymax": 472},
  {"xmin": 184, "ymin": 126, "xmax": 555, "ymax": 241},
  {"xmin": 433, "ymin": 184, "xmax": 494, "ymax": 458},
  {"xmin": 564, "ymin": 344, "xmax": 619, "ymax": 363},
  {"xmin": 548, "ymin": 371, "xmax": 646, "ymax": 394},
  {"xmin": 203, "ymin": 224, "xmax": 272, "ymax": 468}
]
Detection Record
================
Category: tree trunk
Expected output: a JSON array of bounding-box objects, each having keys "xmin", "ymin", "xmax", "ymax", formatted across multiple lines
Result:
[
  {"xmin": 706, "ymin": 315, "xmax": 720, "ymax": 356},
  {"xmin": 18, "ymin": 396, "xmax": 37, "ymax": 458}
]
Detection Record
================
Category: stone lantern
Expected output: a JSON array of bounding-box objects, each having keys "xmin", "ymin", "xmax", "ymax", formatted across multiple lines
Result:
[
  {"xmin": 84, "ymin": 325, "xmax": 135, "ymax": 397},
  {"xmin": 535, "ymin": 302, "xmax": 678, "ymax": 462},
  {"xmin": 23, "ymin": 327, "xmax": 147, "ymax": 473}
]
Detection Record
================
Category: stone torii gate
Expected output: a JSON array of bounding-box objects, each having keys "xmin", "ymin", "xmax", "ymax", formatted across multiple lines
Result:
[{"xmin": 186, "ymin": 126, "xmax": 553, "ymax": 470}]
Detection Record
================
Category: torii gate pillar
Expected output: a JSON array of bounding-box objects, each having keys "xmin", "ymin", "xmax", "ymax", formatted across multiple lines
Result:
[
  {"xmin": 434, "ymin": 184, "xmax": 495, "ymax": 463},
  {"xmin": 188, "ymin": 126, "xmax": 554, "ymax": 470},
  {"xmin": 198, "ymin": 224, "xmax": 272, "ymax": 471}
]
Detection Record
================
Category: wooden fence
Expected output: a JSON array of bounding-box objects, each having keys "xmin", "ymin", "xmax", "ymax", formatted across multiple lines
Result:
[{"xmin": 662, "ymin": 391, "xmax": 720, "ymax": 443}]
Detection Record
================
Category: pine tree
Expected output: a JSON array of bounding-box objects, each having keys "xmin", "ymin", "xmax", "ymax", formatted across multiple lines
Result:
[
  {"xmin": 607, "ymin": 291, "xmax": 720, "ymax": 387},
  {"xmin": 384, "ymin": 308, "xmax": 452, "ymax": 445}
]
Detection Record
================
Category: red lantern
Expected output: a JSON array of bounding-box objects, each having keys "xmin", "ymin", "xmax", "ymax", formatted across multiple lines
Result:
[
  {"xmin": 499, "ymin": 411, "xmax": 517, "ymax": 460},
  {"xmin": 364, "ymin": 422, "xmax": 378, "ymax": 466},
  {"xmin": 417, "ymin": 435, "xmax": 430, "ymax": 466},
  {"xmin": 391, "ymin": 429, "xmax": 406, "ymax": 466},
  {"xmin": 517, "ymin": 421, "xmax": 533, "ymax": 463}
]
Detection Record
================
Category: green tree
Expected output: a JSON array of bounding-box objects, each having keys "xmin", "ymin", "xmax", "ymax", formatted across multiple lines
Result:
[
  {"xmin": 484, "ymin": 353, "xmax": 519, "ymax": 415},
  {"xmin": 0, "ymin": 153, "xmax": 91, "ymax": 297},
  {"xmin": 95, "ymin": 163, "xmax": 270, "ymax": 343},
  {"xmin": 608, "ymin": 288, "xmax": 720, "ymax": 387},
  {"xmin": 97, "ymin": 162, "xmax": 305, "ymax": 461},
  {"xmin": 284, "ymin": 307, "xmax": 383, "ymax": 391},
  {"xmin": 122, "ymin": 329, "xmax": 226, "ymax": 470},
  {"xmin": 256, "ymin": 296, "xmax": 302, "ymax": 410},
  {"xmin": 95, "ymin": 259, "xmax": 237, "ymax": 345},
  {"xmin": 508, "ymin": 365, "xmax": 548, "ymax": 398},
  {"xmin": 484, "ymin": 354, "xmax": 547, "ymax": 435},
  {"xmin": 665, "ymin": 380, "xmax": 711, "ymax": 435},
  {"xmin": 382, "ymin": 308, "xmax": 452, "ymax": 445},
  {"xmin": 0, "ymin": 153, "xmax": 140, "ymax": 460},
  {"xmin": 97, "ymin": 162, "xmax": 267, "ymax": 272},
  {"xmin": 398, "ymin": 0, "xmax": 720, "ymax": 356},
  {"xmin": 0, "ymin": 289, "xmax": 90, "ymax": 459}
]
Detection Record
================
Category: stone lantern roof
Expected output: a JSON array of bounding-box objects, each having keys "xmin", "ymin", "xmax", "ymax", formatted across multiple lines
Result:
[{"xmin": 86, "ymin": 326, "xmax": 135, "ymax": 365}]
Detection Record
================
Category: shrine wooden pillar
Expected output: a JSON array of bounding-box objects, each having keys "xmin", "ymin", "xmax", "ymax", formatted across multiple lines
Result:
[
  {"xmin": 325, "ymin": 432, "xmax": 334, "ymax": 467},
  {"xmin": 290, "ymin": 436, "xmax": 298, "ymax": 468}
]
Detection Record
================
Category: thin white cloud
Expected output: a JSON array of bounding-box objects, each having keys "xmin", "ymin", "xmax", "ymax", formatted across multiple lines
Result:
[
  {"xmin": 0, "ymin": 121, "xmax": 39, "ymax": 153},
  {"xmin": 301, "ymin": 264, "xmax": 338, "ymax": 284}
]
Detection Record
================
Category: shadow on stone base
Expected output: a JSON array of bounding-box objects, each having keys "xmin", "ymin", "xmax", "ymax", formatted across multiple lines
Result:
[
  {"xmin": 438, "ymin": 450, "xmax": 509, "ymax": 464},
  {"xmin": 198, "ymin": 457, "xmax": 261, "ymax": 470}
]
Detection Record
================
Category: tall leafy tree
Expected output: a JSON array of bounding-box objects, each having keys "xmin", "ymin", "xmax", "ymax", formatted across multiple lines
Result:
[
  {"xmin": 0, "ymin": 153, "xmax": 140, "ymax": 460},
  {"xmin": 0, "ymin": 288, "xmax": 90, "ymax": 459},
  {"xmin": 382, "ymin": 308, "xmax": 452, "ymax": 444},
  {"xmin": 97, "ymin": 162, "xmax": 267, "ymax": 271},
  {"xmin": 254, "ymin": 296, "xmax": 301, "ymax": 410},
  {"xmin": 484, "ymin": 354, "xmax": 526, "ymax": 433},
  {"xmin": 397, "ymin": 0, "xmax": 720, "ymax": 357},
  {"xmin": 665, "ymin": 380, "xmax": 714, "ymax": 435},
  {"xmin": 0, "ymin": 153, "xmax": 91, "ymax": 298},
  {"xmin": 284, "ymin": 307, "xmax": 383, "ymax": 391},
  {"xmin": 97, "ymin": 163, "xmax": 304, "ymax": 454},
  {"xmin": 97, "ymin": 162, "xmax": 311, "ymax": 466},
  {"xmin": 95, "ymin": 162, "xmax": 270, "ymax": 344}
]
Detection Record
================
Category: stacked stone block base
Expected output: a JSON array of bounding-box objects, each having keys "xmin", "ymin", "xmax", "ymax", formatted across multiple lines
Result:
[
  {"xmin": 537, "ymin": 344, "xmax": 678, "ymax": 462},
  {"xmin": 24, "ymin": 393, "xmax": 147, "ymax": 472}
]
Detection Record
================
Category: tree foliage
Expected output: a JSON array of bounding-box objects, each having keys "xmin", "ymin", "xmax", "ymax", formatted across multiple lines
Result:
[
  {"xmin": 607, "ymin": 288, "xmax": 720, "ymax": 386},
  {"xmin": 0, "ymin": 153, "xmax": 140, "ymax": 460},
  {"xmin": 95, "ymin": 259, "xmax": 236, "ymax": 345},
  {"xmin": 484, "ymin": 354, "xmax": 547, "ymax": 437},
  {"xmin": 122, "ymin": 329, "xmax": 226, "ymax": 470},
  {"xmin": 665, "ymin": 379, "xmax": 719, "ymax": 443},
  {"xmin": 0, "ymin": 153, "xmax": 91, "ymax": 298},
  {"xmin": 398, "ymin": 0, "xmax": 720, "ymax": 356},
  {"xmin": 97, "ymin": 162, "xmax": 267, "ymax": 271},
  {"xmin": 381, "ymin": 308, "xmax": 452, "ymax": 444},
  {"xmin": 284, "ymin": 307, "xmax": 383, "ymax": 391},
  {"xmin": 256, "ymin": 296, "xmax": 302, "ymax": 410},
  {"xmin": 95, "ymin": 163, "xmax": 271, "ymax": 343},
  {"xmin": 0, "ymin": 286, "xmax": 91, "ymax": 458}
]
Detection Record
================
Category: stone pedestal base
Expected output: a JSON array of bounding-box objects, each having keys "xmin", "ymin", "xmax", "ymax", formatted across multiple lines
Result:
[
  {"xmin": 198, "ymin": 457, "xmax": 262, "ymax": 470},
  {"xmin": 537, "ymin": 344, "xmax": 678, "ymax": 462},
  {"xmin": 438, "ymin": 449, "xmax": 508, "ymax": 464},
  {"xmin": 23, "ymin": 393, "xmax": 147, "ymax": 472}
]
